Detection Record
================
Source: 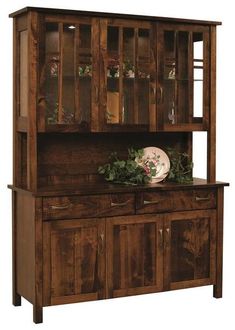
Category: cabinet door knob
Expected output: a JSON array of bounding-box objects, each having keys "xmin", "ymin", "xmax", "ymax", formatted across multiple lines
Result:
[
  {"xmin": 50, "ymin": 204, "xmax": 71, "ymax": 210},
  {"xmin": 111, "ymin": 201, "xmax": 129, "ymax": 207},
  {"xmin": 143, "ymin": 200, "xmax": 159, "ymax": 206},
  {"xmin": 195, "ymin": 196, "xmax": 210, "ymax": 202}
]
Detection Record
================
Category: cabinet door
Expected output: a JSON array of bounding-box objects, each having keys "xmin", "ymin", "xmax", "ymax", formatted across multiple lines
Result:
[
  {"xmin": 43, "ymin": 218, "xmax": 105, "ymax": 306},
  {"xmin": 100, "ymin": 19, "xmax": 156, "ymax": 132},
  {"xmin": 164, "ymin": 210, "xmax": 216, "ymax": 290},
  {"xmin": 157, "ymin": 24, "xmax": 209, "ymax": 131},
  {"xmin": 38, "ymin": 17, "xmax": 99, "ymax": 132},
  {"xmin": 107, "ymin": 215, "xmax": 163, "ymax": 298}
]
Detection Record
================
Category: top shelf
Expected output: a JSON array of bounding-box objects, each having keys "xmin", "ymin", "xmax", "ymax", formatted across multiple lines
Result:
[{"xmin": 9, "ymin": 6, "xmax": 222, "ymax": 26}]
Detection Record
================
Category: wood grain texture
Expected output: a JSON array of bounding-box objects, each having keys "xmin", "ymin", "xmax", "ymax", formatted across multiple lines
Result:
[
  {"xmin": 43, "ymin": 218, "xmax": 106, "ymax": 305},
  {"xmin": 27, "ymin": 11, "xmax": 38, "ymax": 191},
  {"xmin": 15, "ymin": 192, "xmax": 35, "ymax": 303},
  {"xmin": 107, "ymin": 214, "xmax": 163, "ymax": 298},
  {"xmin": 43, "ymin": 193, "xmax": 135, "ymax": 220},
  {"xmin": 37, "ymin": 132, "xmax": 189, "ymax": 188},
  {"xmin": 12, "ymin": 191, "xmax": 21, "ymax": 306},
  {"xmin": 164, "ymin": 210, "xmax": 216, "ymax": 291},
  {"xmin": 136, "ymin": 188, "xmax": 217, "ymax": 214}
]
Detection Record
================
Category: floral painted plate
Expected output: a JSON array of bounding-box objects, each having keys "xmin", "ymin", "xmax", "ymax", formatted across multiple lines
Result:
[{"xmin": 136, "ymin": 147, "xmax": 170, "ymax": 183}]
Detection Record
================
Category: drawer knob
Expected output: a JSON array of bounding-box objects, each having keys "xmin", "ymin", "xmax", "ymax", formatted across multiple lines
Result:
[
  {"xmin": 195, "ymin": 196, "xmax": 210, "ymax": 202},
  {"xmin": 143, "ymin": 200, "xmax": 160, "ymax": 206},
  {"xmin": 111, "ymin": 201, "xmax": 129, "ymax": 207},
  {"xmin": 49, "ymin": 204, "xmax": 71, "ymax": 210}
]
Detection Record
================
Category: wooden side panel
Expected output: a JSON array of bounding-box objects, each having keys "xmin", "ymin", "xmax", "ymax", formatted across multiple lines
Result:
[
  {"xmin": 43, "ymin": 218, "xmax": 106, "ymax": 306},
  {"xmin": 107, "ymin": 214, "xmax": 163, "ymax": 298},
  {"xmin": 15, "ymin": 192, "xmax": 35, "ymax": 303}
]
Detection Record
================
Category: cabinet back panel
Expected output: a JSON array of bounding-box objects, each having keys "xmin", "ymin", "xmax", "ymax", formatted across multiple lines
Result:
[{"xmin": 37, "ymin": 132, "xmax": 190, "ymax": 187}]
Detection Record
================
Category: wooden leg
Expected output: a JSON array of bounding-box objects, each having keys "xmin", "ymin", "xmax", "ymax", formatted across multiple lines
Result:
[
  {"xmin": 33, "ymin": 305, "xmax": 43, "ymax": 324},
  {"xmin": 13, "ymin": 292, "xmax": 21, "ymax": 306},
  {"xmin": 213, "ymin": 283, "xmax": 222, "ymax": 298},
  {"xmin": 213, "ymin": 187, "xmax": 224, "ymax": 299}
]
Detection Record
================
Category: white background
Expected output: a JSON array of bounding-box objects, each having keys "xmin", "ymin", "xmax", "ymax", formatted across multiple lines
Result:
[{"xmin": 0, "ymin": 0, "xmax": 233, "ymax": 329}]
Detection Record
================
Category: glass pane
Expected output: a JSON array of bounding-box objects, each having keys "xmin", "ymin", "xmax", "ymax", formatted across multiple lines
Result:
[
  {"xmin": 137, "ymin": 29, "xmax": 150, "ymax": 124},
  {"xmin": 193, "ymin": 33, "xmax": 203, "ymax": 118},
  {"xmin": 164, "ymin": 31, "xmax": 176, "ymax": 124},
  {"xmin": 78, "ymin": 25, "xmax": 92, "ymax": 124},
  {"xmin": 62, "ymin": 24, "xmax": 75, "ymax": 124},
  {"xmin": 123, "ymin": 28, "xmax": 134, "ymax": 124},
  {"xmin": 45, "ymin": 23, "xmax": 59, "ymax": 124},
  {"xmin": 164, "ymin": 31, "xmax": 175, "ymax": 80},
  {"xmin": 106, "ymin": 27, "xmax": 120, "ymax": 123},
  {"xmin": 107, "ymin": 79, "xmax": 120, "ymax": 123},
  {"xmin": 19, "ymin": 30, "xmax": 28, "ymax": 117}
]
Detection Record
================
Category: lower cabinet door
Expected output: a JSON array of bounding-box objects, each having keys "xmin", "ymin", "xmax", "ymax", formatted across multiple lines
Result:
[
  {"xmin": 43, "ymin": 218, "xmax": 106, "ymax": 306},
  {"xmin": 164, "ymin": 210, "xmax": 216, "ymax": 290},
  {"xmin": 106, "ymin": 214, "xmax": 164, "ymax": 298}
]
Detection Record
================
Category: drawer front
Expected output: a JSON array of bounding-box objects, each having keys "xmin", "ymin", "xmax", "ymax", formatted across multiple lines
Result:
[
  {"xmin": 43, "ymin": 193, "xmax": 135, "ymax": 220},
  {"xmin": 136, "ymin": 189, "xmax": 216, "ymax": 214}
]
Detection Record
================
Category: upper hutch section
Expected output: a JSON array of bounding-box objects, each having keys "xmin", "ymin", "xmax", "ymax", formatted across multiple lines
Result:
[{"xmin": 11, "ymin": 7, "xmax": 221, "ymax": 134}]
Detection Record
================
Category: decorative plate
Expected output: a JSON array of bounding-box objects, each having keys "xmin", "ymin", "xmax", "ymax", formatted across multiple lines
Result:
[{"xmin": 136, "ymin": 147, "xmax": 170, "ymax": 183}]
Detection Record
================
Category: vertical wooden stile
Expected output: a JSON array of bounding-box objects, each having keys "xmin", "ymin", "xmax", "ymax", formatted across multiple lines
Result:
[{"xmin": 207, "ymin": 26, "xmax": 216, "ymax": 182}]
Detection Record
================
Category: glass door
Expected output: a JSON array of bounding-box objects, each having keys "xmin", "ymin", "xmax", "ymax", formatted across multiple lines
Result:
[
  {"xmin": 40, "ymin": 18, "xmax": 99, "ymax": 131},
  {"xmin": 157, "ymin": 24, "xmax": 209, "ymax": 131},
  {"xmin": 100, "ymin": 19, "xmax": 156, "ymax": 131}
]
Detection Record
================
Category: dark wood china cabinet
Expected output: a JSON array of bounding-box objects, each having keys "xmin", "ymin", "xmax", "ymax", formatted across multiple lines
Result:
[{"xmin": 9, "ymin": 7, "xmax": 228, "ymax": 323}]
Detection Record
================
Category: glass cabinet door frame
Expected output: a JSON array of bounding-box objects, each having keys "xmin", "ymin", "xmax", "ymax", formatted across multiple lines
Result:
[
  {"xmin": 99, "ymin": 18, "xmax": 157, "ymax": 132},
  {"xmin": 157, "ymin": 23, "xmax": 210, "ymax": 131},
  {"xmin": 38, "ymin": 15, "xmax": 99, "ymax": 132}
]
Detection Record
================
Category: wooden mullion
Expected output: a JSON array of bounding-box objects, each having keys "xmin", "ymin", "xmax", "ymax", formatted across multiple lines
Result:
[
  {"xmin": 188, "ymin": 32, "xmax": 193, "ymax": 123},
  {"xmin": 156, "ymin": 24, "xmax": 164, "ymax": 130},
  {"xmin": 75, "ymin": 24, "xmax": 80, "ymax": 122},
  {"xmin": 174, "ymin": 31, "xmax": 178, "ymax": 125},
  {"xmin": 99, "ymin": 19, "xmax": 108, "ymax": 130},
  {"xmin": 58, "ymin": 23, "xmax": 63, "ymax": 124},
  {"xmin": 119, "ymin": 27, "xmax": 123, "ymax": 124},
  {"xmin": 134, "ymin": 28, "xmax": 138, "ymax": 124},
  {"xmin": 149, "ymin": 24, "xmax": 157, "ymax": 131},
  {"xmin": 91, "ymin": 18, "xmax": 100, "ymax": 131}
]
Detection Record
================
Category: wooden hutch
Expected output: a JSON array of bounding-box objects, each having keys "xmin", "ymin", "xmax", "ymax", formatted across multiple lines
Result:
[{"xmin": 9, "ymin": 7, "xmax": 228, "ymax": 323}]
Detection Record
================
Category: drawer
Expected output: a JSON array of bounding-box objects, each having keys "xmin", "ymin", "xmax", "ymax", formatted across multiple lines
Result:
[
  {"xmin": 43, "ymin": 193, "xmax": 135, "ymax": 220},
  {"xmin": 136, "ymin": 189, "xmax": 216, "ymax": 214}
]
